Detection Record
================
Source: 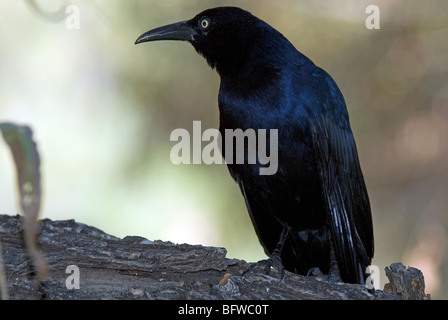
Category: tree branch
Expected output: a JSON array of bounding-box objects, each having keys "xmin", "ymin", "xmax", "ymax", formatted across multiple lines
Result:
[{"xmin": 0, "ymin": 214, "xmax": 427, "ymax": 300}]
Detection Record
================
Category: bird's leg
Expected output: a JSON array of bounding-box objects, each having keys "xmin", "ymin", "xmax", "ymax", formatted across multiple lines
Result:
[
  {"xmin": 266, "ymin": 224, "xmax": 290, "ymax": 277},
  {"xmin": 328, "ymin": 235, "xmax": 342, "ymax": 284},
  {"xmin": 307, "ymin": 230, "xmax": 341, "ymax": 282},
  {"xmin": 243, "ymin": 224, "xmax": 290, "ymax": 279}
]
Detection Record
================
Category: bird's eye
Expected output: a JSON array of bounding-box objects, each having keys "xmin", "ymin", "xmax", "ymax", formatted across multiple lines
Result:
[{"xmin": 199, "ymin": 18, "xmax": 210, "ymax": 30}]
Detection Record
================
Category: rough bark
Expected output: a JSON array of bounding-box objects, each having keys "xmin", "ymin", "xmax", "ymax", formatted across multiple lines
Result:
[{"xmin": 0, "ymin": 214, "xmax": 427, "ymax": 300}]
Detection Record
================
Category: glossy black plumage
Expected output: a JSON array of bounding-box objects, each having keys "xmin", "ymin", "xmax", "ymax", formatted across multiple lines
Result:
[{"xmin": 135, "ymin": 6, "xmax": 374, "ymax": 284}]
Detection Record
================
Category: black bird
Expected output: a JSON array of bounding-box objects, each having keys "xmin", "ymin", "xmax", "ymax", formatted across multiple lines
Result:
[{"xmin": 135, "ymin": 6, "xmax": 374, "ymax": 284}]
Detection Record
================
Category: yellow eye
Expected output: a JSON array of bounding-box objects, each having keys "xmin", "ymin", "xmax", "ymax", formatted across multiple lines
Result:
[{"xmin": 200, "ymin": 18, "xmax": 210, "ymax": 30}]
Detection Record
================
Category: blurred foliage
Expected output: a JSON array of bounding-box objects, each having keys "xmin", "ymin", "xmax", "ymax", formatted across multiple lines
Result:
[{"xmin": 0, "ymin": 0, "xmax": 447, "ymax": 298}]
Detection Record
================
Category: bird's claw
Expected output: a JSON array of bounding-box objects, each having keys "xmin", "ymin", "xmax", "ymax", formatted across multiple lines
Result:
[
  {"xmin": 306, "ymin": 267, "xmax": 323, "ymax": 277},
  {"xmin": 328, "ymin": 262, "xmax": 343, "ymax": 284},
  {"xmin": 243, "ymin": 253, "xmax": 285, "ymax": 279},
  {"xmin": 307, "ymin": 263, "xmax": 343, "ymax": 284}
]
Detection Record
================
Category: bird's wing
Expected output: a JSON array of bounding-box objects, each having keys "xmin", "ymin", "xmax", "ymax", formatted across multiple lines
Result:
[{"xmin": 310, "ymin": 101, "xmax": 374, "ymax": 284}]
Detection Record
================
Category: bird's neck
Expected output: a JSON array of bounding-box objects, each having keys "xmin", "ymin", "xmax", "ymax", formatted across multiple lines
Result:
[{"xmin": 218, "ymin": 62, "xmax": 282, "ymax": 96}]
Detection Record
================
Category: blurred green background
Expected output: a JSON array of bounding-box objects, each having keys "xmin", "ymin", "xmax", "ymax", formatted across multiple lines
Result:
[{"xmin": 1, "ymin": 0, "xmax": 447, "ymax": 298}]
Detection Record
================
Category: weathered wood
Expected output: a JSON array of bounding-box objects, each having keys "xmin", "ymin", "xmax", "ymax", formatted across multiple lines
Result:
[
  {"xmin": 0, "ymin": 214, "xmax": 427, "ymax": 300},
  {"xmin": 384, "ymin": 263, "xmax": 428, "ymax": 299}
]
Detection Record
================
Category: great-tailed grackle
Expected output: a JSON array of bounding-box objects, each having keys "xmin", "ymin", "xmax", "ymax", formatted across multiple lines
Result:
[{"xmin": 135, "ymin": 6, "xmax": 374, "ymax": 284}]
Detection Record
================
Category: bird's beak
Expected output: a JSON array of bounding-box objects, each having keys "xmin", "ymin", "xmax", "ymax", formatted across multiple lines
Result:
[{"xmin": 135, "ymin": 20, "xmax": 195, "ymax": 44}]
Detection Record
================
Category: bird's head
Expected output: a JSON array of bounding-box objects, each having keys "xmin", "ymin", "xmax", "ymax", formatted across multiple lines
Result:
[{"xmin": 135, "ymin": 7, "xmax": 291, "ymax": 76}]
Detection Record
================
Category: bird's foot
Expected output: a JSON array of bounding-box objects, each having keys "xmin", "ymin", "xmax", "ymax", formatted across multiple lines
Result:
[
  {"xmin": 306, "ymin": 267, "xmax": 324, "ymax": 277},
  {"xmin": 328, "ymin": 262, "xmax": 343, "ymax": 284},
  {"xmin": 242, "ymin": 252, "xmax": 285, "ymax": 279},
  {"xmin": 306, "ymin": 264, "xmax": 342, "ymax": 284},
  {"xmin": 243, "ymin": 224, "xmax": 289, "ymax": 279}
]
